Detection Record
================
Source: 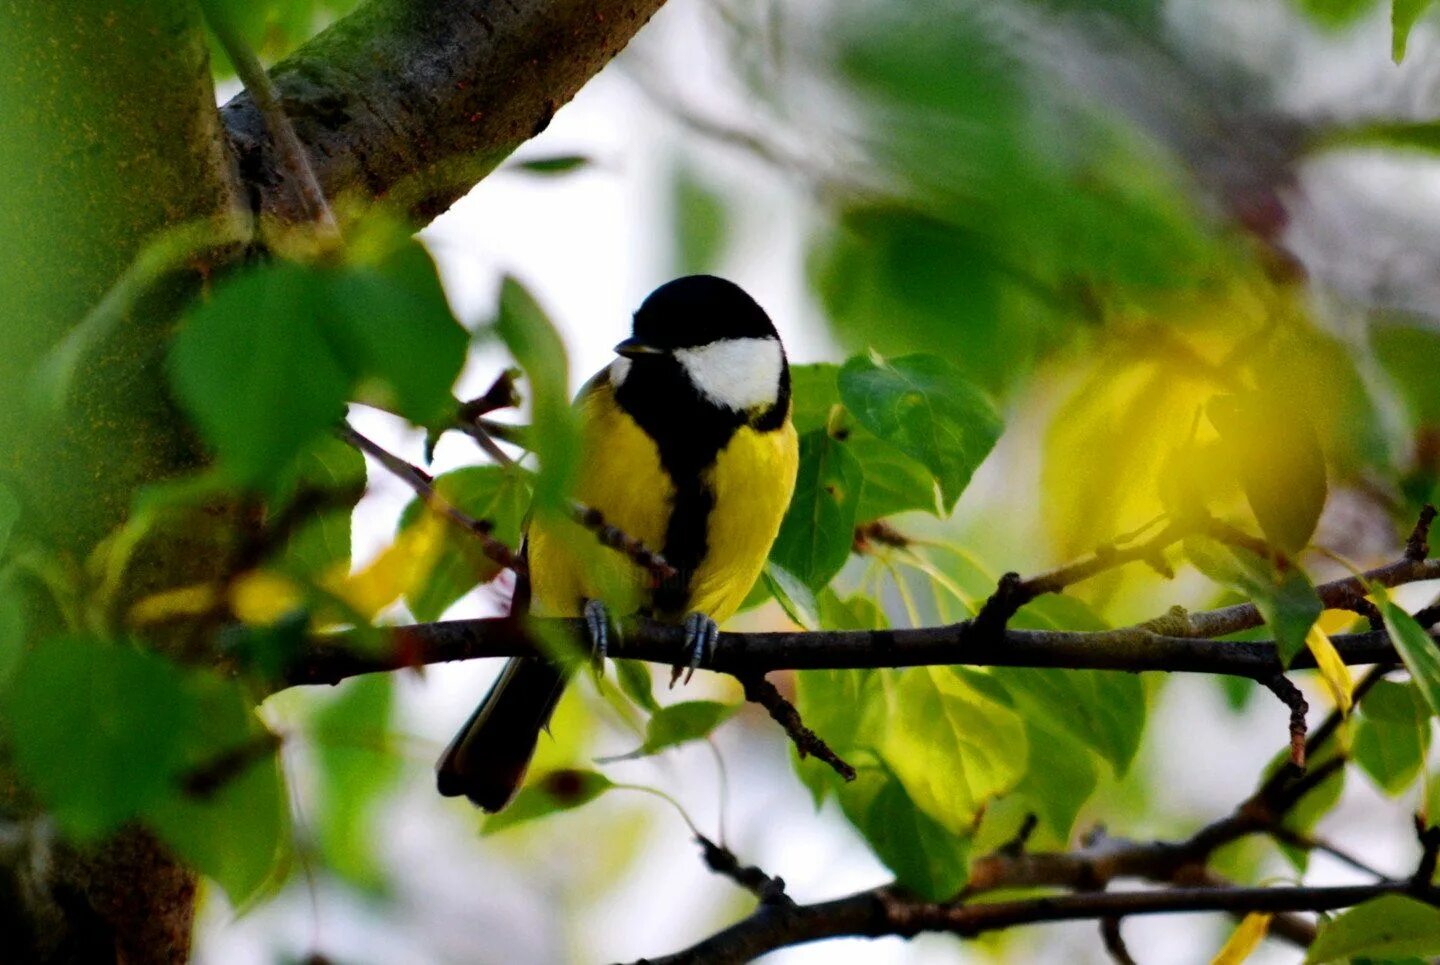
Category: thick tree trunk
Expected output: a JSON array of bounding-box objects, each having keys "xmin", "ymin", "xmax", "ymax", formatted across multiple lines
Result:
[{"xmin": 0, "ymin": 0, "xmax": 667, "ymax": 959}]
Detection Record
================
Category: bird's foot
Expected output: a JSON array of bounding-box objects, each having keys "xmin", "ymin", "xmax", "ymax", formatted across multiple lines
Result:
[
  {"xmin": 670, "ymin": 611, "xmax": 719, "ymax": 687},
  {"xmin": 583, "ymin": 598, "xmax": 619, "ymax": 679}
]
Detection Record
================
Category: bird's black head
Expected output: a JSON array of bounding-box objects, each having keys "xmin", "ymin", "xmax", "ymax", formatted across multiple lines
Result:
[
  {"xmin": 610, "ymin": 275, "xmax": 790, "ymax": 428},
  {"xmin": 623, "ymin": 275, "xmax": 780, "ymax": 351}
]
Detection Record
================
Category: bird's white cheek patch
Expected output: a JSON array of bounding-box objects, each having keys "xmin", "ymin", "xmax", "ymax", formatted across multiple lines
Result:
[
  {"xmin": 609, "ymin": 356, "xmax": 632, "ymax": 388},
  {"xmin": 675, "ymin": 337, "xmax": 784, "ymax": 411}
]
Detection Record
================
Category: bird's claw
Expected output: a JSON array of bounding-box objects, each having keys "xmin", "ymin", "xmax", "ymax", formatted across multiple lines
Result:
[
  {"xmin": 583, "ymin": 599, "xmax": 615, "ymax": 679},
  {"xmin": 670, "ymin": 611, "xmax": 719, "ymax": 687}
]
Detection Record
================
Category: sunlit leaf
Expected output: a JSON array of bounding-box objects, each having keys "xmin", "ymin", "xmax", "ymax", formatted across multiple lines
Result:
[
  {"xmin": 839, "ymin": 353, "xmax": 1002, "ymax": 513},
  {"xmin": 770, "ymin": 429, "xmax": 862, "ymax": 590},
  {"xmin": 1208, "ymin": 390, "xmax": 1326, "ymax": 553},
  {"xmin": 483, "ymin": 769, "xmax": 615, "ymax": 835},
  {"xmin": 1213, "ymin": 913, "xmax": 1273, "ymax": 965},
  {"xmin": 879, "ymin": 667, "xmax": 1027, "ymax": 833},
  {"xmin": 1305, "ymin": 624, "xmax": 1354, "ymax": 714},
  {"xmin": 1306, "ymin": 894, "xmax": 1440, "ymax": 962}
]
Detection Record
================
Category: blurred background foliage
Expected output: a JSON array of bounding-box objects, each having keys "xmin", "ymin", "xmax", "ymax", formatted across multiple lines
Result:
[{"xmin": 11, "ymin": 0, "xmax": 1440, "ymax": 961}]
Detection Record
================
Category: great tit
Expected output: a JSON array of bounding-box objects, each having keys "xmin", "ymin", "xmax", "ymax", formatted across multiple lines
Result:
[{"xmin": 436, "ymin": 275, "xmax": 799, "ymax": 811}]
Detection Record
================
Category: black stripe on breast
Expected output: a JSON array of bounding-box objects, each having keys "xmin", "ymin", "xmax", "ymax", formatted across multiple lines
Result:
[{"xmin": 613, "ymin": 357, "xmax": 744, "ymax": 616}]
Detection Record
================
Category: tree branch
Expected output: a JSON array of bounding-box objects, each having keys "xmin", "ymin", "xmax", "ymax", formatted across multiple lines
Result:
[
  {"xmin": 283, "ymin": 618, "xmax": 1408, "ymax": 689},
  {"xmin": 220, "ymin": 0, "xmax": 671, "ymax": 225}
]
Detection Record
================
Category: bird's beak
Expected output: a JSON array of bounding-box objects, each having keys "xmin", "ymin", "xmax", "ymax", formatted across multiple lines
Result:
[{"xmin": 614, "ymin": 337, "xmax": 664, "ymax": 358}]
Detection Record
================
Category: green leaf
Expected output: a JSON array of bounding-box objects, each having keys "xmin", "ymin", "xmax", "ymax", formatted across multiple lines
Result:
[
  {"xmin": 878, "ymin": 667, "xmax": 1027, "ymax": 833},
  {"xmin": 991, "ymin": 667, "xmax": 1144, "ymax": 777},
  {"xmin": 510, "ymin": 154, "xmax": 592, "ymax": 176},
  {"xmin": 1307, "ymin": 894, "xmax": 1440, "ymax": 962},
  {"xmin": 845, "ymin": 431, "xmax": 939, "ymax": 520},
  {"xmin": 170, "ymin": 248, "xmax": 467, "ymax": 486},
  {"xmin": 1296, "ymin": 0, "xmax": 1381, "ymax": 28},
  {"xmin": 1394, "ymin": 0, "xmax": 1436, "ymax": 62},
  {"xmin": 308, "ymin": 675, "xmax": 400, "ymax": 891},
  {"xmin": 789, "ymin": 364, "xmax": 842, "ymax": 435},
  {"xmin": 5, "ymin": 636, "xmax": 196, "ymax": 838},
  {"xmin": 494, "ymin": 277, "xmax": 579, "ymax": 512},
  {"xmin": 1378, "ymin": 594, "xmax": 1440, "ymax": 719},
  {"xmin": 142, "ymin": 674, "xmax": 289, "ymax": 907},
  {"xmin": 321, "ymin": 241, "xmax": 468, "ymax": 427},
  {"xmin": 1208, "ymin": 391, "xmax": 1327, "ymax": 554},
  {"xmin": 1191, "ymin": 542, "xmax": 1322, "ymax": 667},
  {"xmin": 837, "ymin": 768, "xmax": 970, "ymax": 900},
  {"xmin": 763, "ymin": 562, "xmax": 820, "ymax": 629},
  {"xmin": 770, "ymin": 429, "xmax": 863, "ymax": 590},
  {"xmin": 839, "ymin": 353, "xmax": 1002, "ymax": 513},
  {"xmin": 674, "ymin": 166, "xmax": 729, "ymax": 275},
  {"xmin": 483, "ymin": 769, "xmax": 614, "ymax": 835},
  {"xmin": 793, "ymin": 667, "xmax": 876, "ymax": 803},
  {"xmin": 1376, "ymin": 323, "xmax": 1440, "ymax": 425},
  {"xmin": 615, "ymin": 660, "xmax": 660, "ymax": 714},
  {"xmin": 398, "ymin": 466, "xmax": 531, "ymax": 620},
  {"xmin": 1003, "ymin": 597, "xmax": 1145, "ymax": 775},
  {"xmin": 1353, "ymin": 696, "xmax": 1429, "ymax": 796},
  {"xmin": 170, "ymin": 264, "xmax": 349, "ymax": 485},
  {"xmin": 610, "ymin": 700, "xmax": 738, "ymax": 759},
  {"xmin": 789, "ymin": 363, "xmax": 937, "ymax": 520},
  {"xmin": 1009, "ymin": 719, "xmax": 1099, "ymax": 842}
]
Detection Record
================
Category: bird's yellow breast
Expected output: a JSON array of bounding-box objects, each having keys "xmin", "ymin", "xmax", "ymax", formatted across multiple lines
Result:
[{"xmin": 526, "ymin": 379, "xmax": 798, "ymax": 623}]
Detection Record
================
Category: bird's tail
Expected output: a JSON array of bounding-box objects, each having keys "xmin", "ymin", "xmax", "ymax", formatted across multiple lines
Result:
[{"xmin": 435, "ymin": 656, "xmax": 568, "ymax": 812}]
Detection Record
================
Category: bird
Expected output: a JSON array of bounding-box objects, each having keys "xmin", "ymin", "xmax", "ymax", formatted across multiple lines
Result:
[{"xmin": 436, "ymin": 275, "xmax": 799, "ymax": 812}]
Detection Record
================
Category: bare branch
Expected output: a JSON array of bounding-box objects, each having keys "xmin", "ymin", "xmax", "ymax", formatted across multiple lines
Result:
[{"xmin": 734, "ymin": 672, "xmax": 855, "ymax": 782}]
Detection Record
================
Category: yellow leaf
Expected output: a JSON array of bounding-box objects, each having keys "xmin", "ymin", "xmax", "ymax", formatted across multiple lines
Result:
[
  {"xmin": 1211, "ymin": 912, "xmax": 1273, "ymax": 965},
  {"xmin": 1306, "ymin": 623, "xmax": 1355, "ymax": 715},
  {"xmin": 326, "ymin": 508, "xmax": 447, "ymax": 619},
  {"xmin": 129, "ymin": 583, "xmax": 222, "ymax": 625},
  {"xmin": 231, "ymin": 571, "xmax": 305, "ymax": 625}
]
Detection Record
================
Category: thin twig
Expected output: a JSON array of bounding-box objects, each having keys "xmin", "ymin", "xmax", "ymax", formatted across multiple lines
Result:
[
  {"xmin": 734, "ymin": 672, "xmax": 855, "ymax": 781},
  {"xmin": 1100, "ymin": 917, "xmax": 1137, "ymax": 965},
  {"xmin": 336, "ymin": 423, "xmax": 526, "ymax": 574},
  {"xmin": 696, "ymin": 835, "xmax": 794, "ymax": 907},
  {"xmin": 1406, "ymin": 504, "xmax": 1437, "ymax": 561},
  {"xmin": 1263, "ymin": 675, "xmax": 1309, "ymax": 769},
  {"xmin": 199, "ymin": 0, "xmax": 338, "ymax": 236}
]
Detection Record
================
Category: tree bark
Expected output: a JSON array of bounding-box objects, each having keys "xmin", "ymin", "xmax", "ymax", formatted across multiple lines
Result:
[
  {"xmin": 0, "ymin": 0, "xmax": 668, "ymax": 960},
  {"xmin": 221, "ymin": 0, "xmax": 669, "ymax": 224}
]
